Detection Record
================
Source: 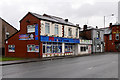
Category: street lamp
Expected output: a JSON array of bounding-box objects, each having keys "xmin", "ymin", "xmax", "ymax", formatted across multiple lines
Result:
[{"xmin": 104, "ymin": 14, "xmax": 114, "ymax": 28}]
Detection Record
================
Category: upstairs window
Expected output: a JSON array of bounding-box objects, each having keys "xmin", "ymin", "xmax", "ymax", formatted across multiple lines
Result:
[
  {"xmin": 76, "ymin": 29, "xmax": 78, "ymax": 37},
  {"xmin": 97, "ymin": 31, "xmax": 100, "ymax": 38},
  {"xmin": 54, "ymin": 24, "xmax": 59, "ymax": 35},
  {"xmin": 68, "ymin": 28, "xmax": 72, "ymax": 36},
  {"xmin": 116, "ymin": 33, "xmax": 119, "ymax": 40},
  {"xmin": 6, "ymin": 32, "xmax": 9, "ymax": 39},
  {"xmin": 27, "ymin": 25, "xmax": 35, "ymax": 33},
  {"xmin": 109, "ymin": 34, "xmax": 112, "ymax": 40},
  {"xmin": 45, "ymin": 23, "xmax": 50, "ymax": 34}
]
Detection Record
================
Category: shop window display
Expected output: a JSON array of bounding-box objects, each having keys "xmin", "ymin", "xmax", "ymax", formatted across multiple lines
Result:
[
  {"xmin": 65, "ymin": 44, "xmax": 73, "ymax": 53},
  {"xmin": 80, "ymin": 46, "xmax": 88, "ymax": 52},
  {"xmin": 27, "ymin": 45, "xmax": 35, "ymax": 52},
  {"xmin": 43, "ymin": 42, "xmax": 62, "ymax": 53},
  {"xmin": 47, "ymin": 45, "xmax": 52, "ymax": 53}
]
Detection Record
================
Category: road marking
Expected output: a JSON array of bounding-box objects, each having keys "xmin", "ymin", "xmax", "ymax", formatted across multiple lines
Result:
[{"xmin": 88, "ymin": 67, "xmax": 93, "ymax": 70}]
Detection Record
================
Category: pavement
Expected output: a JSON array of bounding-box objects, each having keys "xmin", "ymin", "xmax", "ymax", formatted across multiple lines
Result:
[
  {"xmin": 0, "ymin": 52, "xmax": 117, "ymax": 66},
  {"xmin": 0, "ymin": 55, "xmax": 77, "ymax": 66},
  {"xmin": 2, "ymin": 52, "xmax": 118, "ymax": 78}
]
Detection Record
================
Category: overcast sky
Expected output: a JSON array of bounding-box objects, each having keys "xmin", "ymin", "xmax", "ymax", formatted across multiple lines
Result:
[{"xmin": 0, "ymin": 0, "xmax": 119, "ymax": 30}]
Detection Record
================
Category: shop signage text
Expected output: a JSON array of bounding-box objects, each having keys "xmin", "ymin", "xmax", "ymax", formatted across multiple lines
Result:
[
  {"xmin": 40, "ymin": 36, "xmax": 79, "ymax": 43},
  {"xmin": 80, "ymin": 39, "xmax": 92, "ymax": 44}
]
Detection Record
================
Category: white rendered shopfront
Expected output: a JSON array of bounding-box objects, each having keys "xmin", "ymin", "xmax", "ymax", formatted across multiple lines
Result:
[
  {"xmin": 77, "ymin": 39, "xmax": 92, "ymax": 55},
  {"xmin": 41, "ymin": 36, "xmax": 79, "ymax": 57}
]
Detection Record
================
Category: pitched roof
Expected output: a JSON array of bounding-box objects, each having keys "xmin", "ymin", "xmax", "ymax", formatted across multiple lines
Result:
[
  {"xmin": 28, "ymin": 12, "xmax": 77, "ymax": 27},
  {"xmin": 43, "ymin": 14, "xmax": 75, "ymax": 26},
  {"xmin": 0, "ymin": 17, "xmax": 18, "ymax": 31},
  {"xmin": 101, "ymin": 27, "xmax": 112, "ymax": 35},
  {"xmin": 31, "ymin": 12, "xmax": 58, "ymax": 22}
]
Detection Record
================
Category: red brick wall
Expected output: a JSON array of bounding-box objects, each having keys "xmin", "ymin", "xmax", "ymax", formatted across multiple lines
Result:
[
  {"xmin": 104, "ymin": 25, "xmax": 120, "ymax": 52},
  {"xmin": 5, "ymin": 13, "xmax": 42, "ymax": 58},
  {"xmin": 85, "ymin": 30, "xmax": 92, "ymax": 40},
  {"xmin": 79, "ymin": 30, "xmax": 92, "ymax": 40}
]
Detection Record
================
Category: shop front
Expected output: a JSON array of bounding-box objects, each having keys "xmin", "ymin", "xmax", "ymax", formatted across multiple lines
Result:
[
  {"xmin": 77, "ymin": 39, "xmax": 92, "ymax": 55},
  {"xmin": 40, "ymin": 35, "xmax": 79, "ymax": 57}
]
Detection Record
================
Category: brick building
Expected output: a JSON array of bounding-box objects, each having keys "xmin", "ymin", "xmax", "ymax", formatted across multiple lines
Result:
[
  {"xmin": 5, "ymin": 12, "xmax": 82, "ymax": 58},
  {"xmin": 79, "ymin": 25, "xmax": 104, "ymax": 53},
  {"xmin": 103, "ymin": 23, "xmax": 120, "ymax": 52},
  {"xmin": 0, "ymin": 17, "xmax": 18, "ymax": 56}
]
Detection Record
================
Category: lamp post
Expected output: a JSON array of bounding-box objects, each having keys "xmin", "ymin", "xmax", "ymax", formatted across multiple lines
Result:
[{"xmin": 104, "ymin": 14, "xmax": 114, "ymax": 28}]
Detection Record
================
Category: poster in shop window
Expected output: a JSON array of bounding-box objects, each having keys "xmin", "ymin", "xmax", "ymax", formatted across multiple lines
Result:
[{"xmin": 35, "ymin": 45, "xmax": 39, "ymax": 53}]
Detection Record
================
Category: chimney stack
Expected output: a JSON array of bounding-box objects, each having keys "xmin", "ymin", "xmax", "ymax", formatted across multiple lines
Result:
[
  {"xmin": 76, "ymin": 24, "xmax": 79, "ymax": 27},
  {"xmin": 65, "ymin": 19, "xmax": 68, "ymax": 22},
  {"xmin": 109, "ymin": 23, "xmax": 112, "ymax": 28},
  {"xmin": 96, "ymin": 26, "xmax": 98, "ymax": 29},
  {"xmin": 83, "ymin": 25, "xmax": 87, "ymax": 30}
]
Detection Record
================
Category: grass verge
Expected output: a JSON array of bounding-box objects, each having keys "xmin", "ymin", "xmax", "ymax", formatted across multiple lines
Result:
[{"xmin": 0, "ymin": 57, "xmax": 25, "ymax": 61}]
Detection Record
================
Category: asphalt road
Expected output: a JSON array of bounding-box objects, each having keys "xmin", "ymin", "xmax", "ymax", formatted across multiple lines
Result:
[{"xmin": 2, "ymin": 53, "xmax": 118, "ymax": 78}]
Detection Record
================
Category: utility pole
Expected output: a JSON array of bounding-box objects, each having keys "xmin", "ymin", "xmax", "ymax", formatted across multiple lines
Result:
[
  {"xmin": 104, "ymin": 16, "xmax": 105, "ymax": 28},
  {"xmin": 104, "ymin": 14, "xmax": 114, "ymax": 28}
]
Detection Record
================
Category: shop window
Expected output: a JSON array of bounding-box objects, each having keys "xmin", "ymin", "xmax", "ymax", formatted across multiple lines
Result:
[
  {"xmin": 116, "ymin": 33, "xmax": 119, "ymax": 40},
  {"xmin": 53, "ymin": 45, "xmax": 58, "ymax": 53},
  {"xmin": 27, "ymin": 25, "xmax": 35, "ymax": 33},
  {"xmin": 68, "ymin": 28, "xmax": 72, "ymax": 36},
  {"xmin": 65, "ymin": 44, "xmax": 73, "ymax": 52},
  {"xmin": 80, "ymin": 46, "xmax": 88, "ymax": 52},
  {"xmin": 58, "ymin": 45, "xmax": 62, "ymax": 53},
  {"xmin": 43, "ymin": 42, "xmax": 62, "ymax": 53},
  {"xmin": 27, "ymin": 45, "xmax": 35, "ymax": 52},
  {"xmin": 54, "ymin": 24, "xmax": 59, "ymax": 35},
  {"xmin": 47, "ymin": 45, "xmax": 52, "ymax": 53},
  {"xmin": 45, "ymin": 23, "xmax": 50, "ymax": 34},
  {"xmin": 8, "ymin": 45, "xmax": 15, "ymax": 52},
  {"xmin": 109, "ymin": 34, "xmax": 112, "ymax": 40},
  {"xmin": 53, "ymin": 43, "xmax": 62, "ymax": 53}
]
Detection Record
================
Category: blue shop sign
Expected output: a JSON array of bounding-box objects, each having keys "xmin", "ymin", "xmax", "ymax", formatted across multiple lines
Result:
[
  {"xmin": 35, "ymin": 24, "xmax": 38, "ymax": 40},
  {"xmin": 40, "ymin": 36, "xmax": 80, "ymax": 43}
]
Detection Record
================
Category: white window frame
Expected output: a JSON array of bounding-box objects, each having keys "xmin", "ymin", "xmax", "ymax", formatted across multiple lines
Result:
[
  {"xmin": 109, "ymin": 34, "xmax": 112, "ymax": 40},
  {"xmin": 68, "ymin": 28, "xmax": 72, "ymax": 36},
  {"xmin": 27, "ymin": 44, "xmax": 35, "ymax": 52},
  {"xmin": 76, "ymin": 29, "xmax": 78, "ymax": 37},
  {"xmin": 27, "ymin": 25, "xmax": 35, "ymax": 33},
  {"xmin": 8, "ymin": 45, "xmax": 15, "ymax": 52},
  {"xmin": 54, "ymin": 24, "xmax": 59, "ymax": 35},
  {"xmin": 97, "ymin": 31, "xmax": 100, "ymax": 38},
  {"xmin": 45, "ymin": 22, "xmax": 50, "ymax": 34},
  {"xmin": 116, "ymin": 33, "xmax": 119, "ymax": 40}
]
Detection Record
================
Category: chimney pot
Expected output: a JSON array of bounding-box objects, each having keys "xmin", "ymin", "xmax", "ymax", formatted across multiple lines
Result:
[
  {"xmin": 83, "ymin": 25, "xmax": 87, "ymax": 30},
  {"xmin": 76, "ymin": 24, "xmax": 79, "ymax": 27},
  {"xmin": 109, "ymin": 23, "xmax": 112, "ymax": 28},
  {"xmin": 65, "ymin": 19, "xmax": 68, "ymax": 22},
  {"xmin": 96, "ymin": 26, "xmax": 98, "ymax": 28}
]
